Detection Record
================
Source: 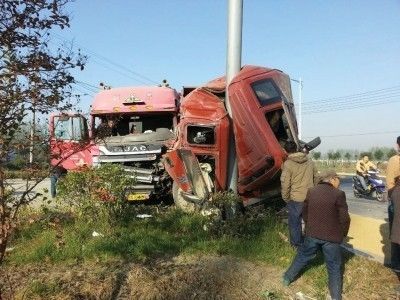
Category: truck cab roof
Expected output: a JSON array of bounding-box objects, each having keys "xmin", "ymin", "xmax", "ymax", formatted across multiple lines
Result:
[{"xmin": 91, "ymin": 86, "xmax": 180, "ymax": 115}]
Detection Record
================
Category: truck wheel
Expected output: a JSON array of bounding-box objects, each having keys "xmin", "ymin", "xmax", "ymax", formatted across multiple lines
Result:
[
  {"xmin": 172, "ymin": 181, "xmax": 197, "ymax": 213},
  {"xmin": 376, "ymin": 191, "xmax": 387, "ymax": 202}
]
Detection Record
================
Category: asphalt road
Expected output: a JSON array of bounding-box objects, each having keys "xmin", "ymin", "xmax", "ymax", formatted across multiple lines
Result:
[
  {"xmin": 339, "ymin": 175, "xmax": 388, "ymax": 220},
  {"xmin": 7, "ymin": 178, "xmax": 52, "ymax": 209},
  {"xmin": 8, "ymin": 176, "xmax": 389, "ymax": 220}
]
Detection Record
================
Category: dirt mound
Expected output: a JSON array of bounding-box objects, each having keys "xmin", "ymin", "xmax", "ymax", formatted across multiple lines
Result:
[{"xmin": 121, "ymin": 255, "xmax": 286, "ymax": 299}]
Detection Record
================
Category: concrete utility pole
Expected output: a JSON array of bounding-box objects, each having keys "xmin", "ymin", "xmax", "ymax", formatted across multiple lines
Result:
[{"xmin": 225, "ymin": 0, "xmax": 243, "ymax": 193}]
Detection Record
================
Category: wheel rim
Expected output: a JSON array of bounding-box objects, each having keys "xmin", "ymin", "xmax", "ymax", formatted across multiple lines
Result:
[{"xmin": 376, "ymin": 192, "xmax": 384, "ymax": 202}]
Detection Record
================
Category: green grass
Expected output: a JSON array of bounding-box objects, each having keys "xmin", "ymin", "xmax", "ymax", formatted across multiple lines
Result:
[
  {"xmin": 7, "ymin": 208, "xmax": 334, "ymax": 296},
  {"xmin": 315, "ymin": 161, "xmax": 388, "ymax": 175},
  {"xmin": 9, "ymin": 207, "xmax": 393, "ymax": 298},
  {"xmin": 8, "ymin": 209, "xmax": 293, "ymax": 264}
]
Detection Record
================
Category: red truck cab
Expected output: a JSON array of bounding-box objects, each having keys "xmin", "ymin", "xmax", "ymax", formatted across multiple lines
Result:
[{"xmin": 165, "ymin": 65, "xmax": 301, "ymax": 207}]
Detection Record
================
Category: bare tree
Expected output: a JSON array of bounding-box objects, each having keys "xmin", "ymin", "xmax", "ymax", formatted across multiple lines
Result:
[{"xmin": 0, "ymin": 0, "xmax": 86, "ymax": 263}]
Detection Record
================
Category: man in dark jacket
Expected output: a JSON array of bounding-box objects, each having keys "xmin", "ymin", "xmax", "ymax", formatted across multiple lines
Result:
[
  {"xmin": 283, "ymin": 170, "xmax": 350, "ymax": 300},
  {"xmin": 390, "ymin": 184, "xmax": 400, "ymax": 276},
  {"xmin": 387, "ymin": 136, "xmax": 400, "ymax": 275},
  {"xmin": 280, "ymin": 141, "xmax": 318, "ymax": 247}
]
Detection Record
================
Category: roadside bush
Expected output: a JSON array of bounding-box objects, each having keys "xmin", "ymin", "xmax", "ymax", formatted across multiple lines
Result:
[{"xmin": 57, "ymin": 164, "xmax": 136, "ymax": 224}]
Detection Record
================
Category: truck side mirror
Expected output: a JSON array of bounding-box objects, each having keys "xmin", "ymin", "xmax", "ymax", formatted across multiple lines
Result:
[{"xmin": 299, "ymin": 137, "xmax": 321, "ymax": 152}]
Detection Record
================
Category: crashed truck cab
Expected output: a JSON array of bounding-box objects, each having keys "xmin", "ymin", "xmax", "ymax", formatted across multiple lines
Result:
[
  {"xmin": 164, "ymin": 65, "xmax": 319, "ymax": 209},
  {"xmin": 49, "ymin": 86, "xmax": 180, "ymax": 200}
]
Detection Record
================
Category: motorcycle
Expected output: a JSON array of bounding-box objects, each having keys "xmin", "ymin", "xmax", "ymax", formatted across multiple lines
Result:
[{"xmin": 352, "ymin": 169, "xmax": 387, "ymax": 202}]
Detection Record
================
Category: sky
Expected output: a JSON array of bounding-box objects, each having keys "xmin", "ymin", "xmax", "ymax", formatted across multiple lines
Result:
[{"xmin": 56, "ymin": 0, "xmax": 400, "ymax": 153}]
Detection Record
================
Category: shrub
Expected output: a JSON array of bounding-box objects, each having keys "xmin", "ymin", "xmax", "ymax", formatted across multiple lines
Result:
[{"xmin": 57, "ymin": 164, "xmax": 136, "ymax": 224}]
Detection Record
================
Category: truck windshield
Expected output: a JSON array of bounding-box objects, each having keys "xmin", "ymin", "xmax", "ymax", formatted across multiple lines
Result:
[
  {"xmin": 94, "ymin": 114, "xmax": 174, "ymax": 137},
  {"xmin": 251, "ymin": 80, "xmax": 282, "ymax": 106},
  {"xmin": 54, "ymin": 116, "xmax": 87, "ymax": 141}
]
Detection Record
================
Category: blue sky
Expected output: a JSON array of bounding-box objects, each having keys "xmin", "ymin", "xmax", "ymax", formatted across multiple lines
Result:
[{"xmin": 58, "ymin": 0, "xmax": 400, "ymax": 153}]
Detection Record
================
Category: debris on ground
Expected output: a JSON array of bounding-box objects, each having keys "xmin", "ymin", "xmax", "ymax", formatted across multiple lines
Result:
[
  {"xmin": 136, "ymin": 214, "xmax": 153, "ymax": 219},
  {"xmin": 91, "ymin": 231, "xmax": 104, "ymax": 237}
]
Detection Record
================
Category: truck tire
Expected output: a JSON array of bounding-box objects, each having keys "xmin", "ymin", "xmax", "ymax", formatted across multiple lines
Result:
[
  {"xmin": 376, "ymin": 191, "xmax": 387, "ymax": 202},
  {"xmin": 172, "ymin": 181, "xmax": 197, "ymax": 213}
]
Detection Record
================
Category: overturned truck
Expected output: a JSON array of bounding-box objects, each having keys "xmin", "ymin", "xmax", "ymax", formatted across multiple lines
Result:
[{"xmin": 164, "ymin": 65, "xmax": 319, "ymax": 211}]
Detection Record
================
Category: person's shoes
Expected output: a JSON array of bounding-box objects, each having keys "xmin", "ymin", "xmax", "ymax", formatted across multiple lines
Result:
[{"xmin": 282, "ymin": 275, "xmax": 291, "ymax": 287}]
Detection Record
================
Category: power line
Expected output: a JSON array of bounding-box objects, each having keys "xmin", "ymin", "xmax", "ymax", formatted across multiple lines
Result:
[
  {"xmin": 302, "ymin": 98, "xmax": 400, "ymax": 114},
  {"xmin": 88, "ymin": 55, "xmax": 151, "ymax": 85},
  {"xmin": 73, "ymin": 86, "xmax": 95, "ymax": 97},
  {"xmin": 303, "ymin": 130, "xmax": 400, "ymax": 139},
  {"xmin": 301, "ymin": 90, "xmax": 400, "ymax": 109},
  {"xmin": 292, "ymin": 84, "xmax": 400, "ymax": 114},
  {"xmin": 49, "ymin": 38, "xmax": 152, "ymax": 85},
  {"xmin": 76, "ymin": 80, "xmax": 99, "ymax": 90},
  {"xmin": 303, "ymin": 85, "xmax": 400, "ymax": 105},
  {"xmin": 52, "ymin": 33, "xmax": 160, "ymax": 85},
  {"xmin": 75, "ymin": 82, "xmax": 98, "ymax": 94}
]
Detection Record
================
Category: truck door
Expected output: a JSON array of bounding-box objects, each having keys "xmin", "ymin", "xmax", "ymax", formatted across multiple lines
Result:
[
  {"xmin": 227, "ymin": 67, "xmax": 300, "ymax": 193},
  {"xmin": 50, "ymin": 114, "xmax": 92, "ymax": 170},
  {"xmin": 272, "ymin": 73, "xmax": 299, "ymax": 146}
]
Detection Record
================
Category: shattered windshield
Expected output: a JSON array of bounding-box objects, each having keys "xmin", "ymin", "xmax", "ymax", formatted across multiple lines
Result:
[
  {"xmin": 252, "ymin": 80, "xmax": 281, "ymax": 106},
  {"xmin": 274, "ymin": 74, "xmax": 293, "ymax": 103}
]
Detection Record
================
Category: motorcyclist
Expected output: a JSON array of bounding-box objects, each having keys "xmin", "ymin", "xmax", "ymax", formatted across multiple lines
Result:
[{"xmin": 356, "ymin": 155, "xmax": 377, "ymax": 193}]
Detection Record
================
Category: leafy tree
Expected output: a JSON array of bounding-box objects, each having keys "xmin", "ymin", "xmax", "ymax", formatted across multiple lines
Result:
[
  {"xmin": 344, "ymin": 152, "xmax": 351, "ymax": 161},
  {"xmin": 4, "ymin": 122, "xmax": 50, "ymax": 170},
  {"xmin": 312, "ymin": 151, "xmax": 321, "ymax": 160},
  {"xmin": 374, "ymin": 149, "xmax": 384, "ymax": 161},
  {"xmin": 359, "ymin": 152, "xmax": 373, "ymax": 160},
  {"xmin": 0, "ymin": 0, "xmax": 86, "ymax": 263},
  {"xmin": 327, "ymin": 152, "xmax": 334, "ymax": 160},
  {"xmin": 333, "ymin": 151, "xmax": 341, "ymax": 161}
]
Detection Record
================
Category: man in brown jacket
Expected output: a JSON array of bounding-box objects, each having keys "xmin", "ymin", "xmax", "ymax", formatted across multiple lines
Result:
[
  {"xmin": 387, "ymin": 136, "xmax": 400, "ymax": 274},
  {"xmin": 390, "ymin": 184, "xmax": 400, "ymax": 276},
  {"xmin": 283, "ymin": 170, "xmax": 350, "ymax": 300},
  {"xmin": 280, "ymin": 141, "xmax": 318, "ymax": 247}
]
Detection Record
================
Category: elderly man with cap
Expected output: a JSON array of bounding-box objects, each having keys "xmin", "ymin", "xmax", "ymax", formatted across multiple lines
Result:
[{"xmin": 283, "ymin": 170, "xmax": 350, "ymax": 300}]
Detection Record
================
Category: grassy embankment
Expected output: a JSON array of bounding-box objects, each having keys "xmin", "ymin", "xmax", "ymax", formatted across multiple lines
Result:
[
  {"xmin": 1, "ymin": 204, "xmax": 397, "ymax": 299},
  {"xmin": 0, "ymin": 164, "xmax": 396, "ymax": 298}
]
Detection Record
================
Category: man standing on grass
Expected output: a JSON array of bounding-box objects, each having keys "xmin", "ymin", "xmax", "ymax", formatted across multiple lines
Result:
[
  {"xmin": 280, "ymin": 141, "xmax": 318, "ymax": 247},
  {"xmin": 386, "ymin": 136, "xmax": 400, "ymax": 278},
  {"xmin": 282, "ymin": 170, "xmax": 350, "ymax": 300}
]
